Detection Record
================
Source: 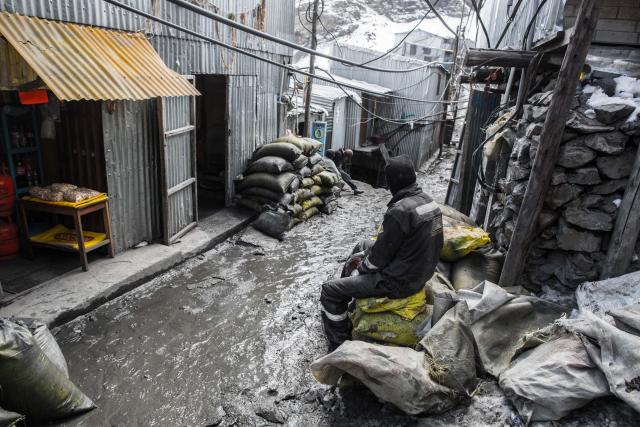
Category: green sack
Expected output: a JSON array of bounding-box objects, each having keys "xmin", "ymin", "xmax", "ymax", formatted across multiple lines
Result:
[
  {"xmin": 301, "ymin": 177, "xmax": 315, "ymax": 188},
  {"xmin": 287, "ymin": 203, "xmax": 303, "ymax": 217},
  {"xmin": 293, "ymin": 188, "xmax": 314, "ymax": 204},
  {"xmin": 452, "ymin": 245, "xmax": 503, "ymax": 290},
  {"xmin": 438, "ymin": 203, "xmax": 476, "ymax": 226},
  {"xmin": 313, "ymin": 171, "xmax": 340, "ymax": 187},
  {"xmin": 311, "ymin": 163, "xmax": 325, "ymax": 175},
  {"xmin": 0, "ymin": 319, "xmax": 95, "ymax": 421},
  {"xmin": 352, "ymin": 308, "xmax": 431, "ymax": 347},
  {"xmin": 274, "ymin": 136, "xmax": 313, "ymax": 154},
  {"xmin": 253, "ymin": 142, "xmax": 302, "ymax": 162},
  {"xmin": 287, "ymin": 217, "xmax": 303, "ymax": 230},
  {"xmin": 301, "ymin": 137, "xmax": 322, "ymax": 154},
  {"xmin": 246, "ymin": 156, "xmax": 294, "ymax": 174},
  {"xmin": 236, "ymin": 172, "xmax": 297, "ymax": 194},
  {"xmin": 300, "ymin": 206, "xmax": 320, "ymax": 220},
  {"xmin": 235, "ymin": 197, "xmax": 264, "ymax": 212},
  {"xmin": 302, "ymin": 196, "xmax": 323, "ymax": 210}
]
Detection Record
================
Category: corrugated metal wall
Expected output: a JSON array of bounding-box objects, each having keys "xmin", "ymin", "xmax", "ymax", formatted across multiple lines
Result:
[
  {"xmin": 343, "ymin": 98, "xmax": 362, "ymax": 150},
  {"xmin": 0, "ymin": 0, "xmax": 294, "ymax": 56},
  {"xmin": 102, "ymin": 99, "xmax": 161, "ymax": 253},
  {"xmin": 226, "ymin": 75, "xmax": 257, "ymax": 205},
  {"xmin": 476, "ymin": 0, "xmax": 566, "ymax": 49},
  {"xmin": 2, "ymin": 0, "xmax": 294, "ymax": 251},
  {"xmin": 321, "ymin": 44, "xmax": 447, "ymax": 168}
]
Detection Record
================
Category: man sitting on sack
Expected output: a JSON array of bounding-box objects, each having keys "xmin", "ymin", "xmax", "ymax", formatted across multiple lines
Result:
[{"xmin": 320, "ymin": 154, "xmax": 444, "ymax": 351}]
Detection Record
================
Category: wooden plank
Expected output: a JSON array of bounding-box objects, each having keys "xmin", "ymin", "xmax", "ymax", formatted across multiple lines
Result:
[
  {"xmin": 499, "ymin": 0, "xmax": 602, "ymax": 288},
  {"xmin": 167, "ymin": 177, "xmax": 196, "ymax": 196},
  {"xmin": 601, "ymin": 146, "xmax": 640, "ymax": 279},
  {"xmin": 157, "ymin": 97, "xmax": 170, "ymax": 246},
  {"xmin": 464, "ymin": 48, "xmax": 536, "ymax": 68},
  {"xmin": 164, "ymin": 124, "xmax": 195, "ymax": 138}
]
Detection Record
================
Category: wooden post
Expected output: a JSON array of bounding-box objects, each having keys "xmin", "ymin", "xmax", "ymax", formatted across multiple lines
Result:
[
  {"xmin": 601, "ymin": 146, "xmax": 640, "ymax": 279},
  {"xmin": 499, "ymin": 0, "xmax": 602, "ymax": 287}
]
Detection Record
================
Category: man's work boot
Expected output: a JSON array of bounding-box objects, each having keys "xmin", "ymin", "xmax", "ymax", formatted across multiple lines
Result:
[{"xmin": 353, "ymin": 189, "xmax": 364, "ymax": 195}]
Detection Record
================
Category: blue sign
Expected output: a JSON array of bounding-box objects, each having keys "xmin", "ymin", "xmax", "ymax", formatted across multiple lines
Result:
[{"xmin": 311, "ymin": 121, "xmax": 327, "ymax": 156}]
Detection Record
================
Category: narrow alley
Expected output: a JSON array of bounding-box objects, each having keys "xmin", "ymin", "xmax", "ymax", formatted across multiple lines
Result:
[{"xmin": 50, "ymin": 149, "xmax": 633, "ymax": 426}]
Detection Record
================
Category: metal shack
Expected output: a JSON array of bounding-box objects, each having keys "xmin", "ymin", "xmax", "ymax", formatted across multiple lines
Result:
[
  {"xmin": 318, "ymin": 44, "xmax": 449, "ymax": 185},
  {"xmin": 0, "ymin": 0, "xmax": 295, "ymax": 254}
]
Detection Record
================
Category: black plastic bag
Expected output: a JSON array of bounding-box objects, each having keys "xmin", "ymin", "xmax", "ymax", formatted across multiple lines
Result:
[{"xmin": 252, "ymin": 209, "xmax": 291, "ymax": 240}]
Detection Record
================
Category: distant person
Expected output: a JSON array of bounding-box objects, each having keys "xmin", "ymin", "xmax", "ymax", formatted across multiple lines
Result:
[
  {"xmin": 342, "ymin": 149, "xmax": 354, "ymax": 174},
  {"xmin": 324, "ymin": 149, "xmax": 363, "ymax": 195},
  {"xmin": 319, "ymin": 154, "xmax": 443, "ymax": 351}
]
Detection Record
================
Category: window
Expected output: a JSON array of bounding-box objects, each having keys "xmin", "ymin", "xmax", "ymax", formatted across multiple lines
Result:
[
  {"xmin": 422, "ymin": 47, "xmax": 432, "ymax": 55},
  {"xmin": 409, "ymin": 44, "xmax": 417, "ymax": 55}
]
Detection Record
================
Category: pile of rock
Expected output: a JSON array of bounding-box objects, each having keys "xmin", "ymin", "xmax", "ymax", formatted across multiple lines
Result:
[{"xmin": 491, "ymin": 85, "xmax": 639, "ymax": 291}]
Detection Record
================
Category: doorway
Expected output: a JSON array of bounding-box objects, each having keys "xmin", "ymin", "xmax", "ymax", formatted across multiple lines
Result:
[{"xmin": 195, "ymin": 75, "xmax": 227, "ymax": 219}]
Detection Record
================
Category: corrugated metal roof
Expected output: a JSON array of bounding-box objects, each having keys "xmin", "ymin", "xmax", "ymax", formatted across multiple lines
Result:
[{"xmin": 0, "ymin": 11, "xmax": 200, "ymax": 101}]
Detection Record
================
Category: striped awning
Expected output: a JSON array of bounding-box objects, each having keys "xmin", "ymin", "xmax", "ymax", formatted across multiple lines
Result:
[{"xmin": 0, "ymin": 12, "xmax": 200, "ymax": 101}]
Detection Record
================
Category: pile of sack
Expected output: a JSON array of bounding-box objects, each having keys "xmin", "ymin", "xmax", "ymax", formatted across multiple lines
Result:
[
  {"xmin": 29, "ymin": 183, "xmax": 100, "ymax": 203},
  {"xmin": 234, "ymin": 136, "xmax": 342, "ymax": 240},
  {"xmin": 351, "ymin": 204, "xmax": 505, "ymax": 348},
  {"xmin": 0, "ymin": 318, "xmax": 95, "ymax": 424},
  {"xmin": 313, "ymin": 274, "xmax": 640, "ymax": 424}
]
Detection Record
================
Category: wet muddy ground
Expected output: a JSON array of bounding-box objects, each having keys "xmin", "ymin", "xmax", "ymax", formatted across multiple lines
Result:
[{"xmin": 52, "ymin": 147, "xmax": 635, "ymax": 426}]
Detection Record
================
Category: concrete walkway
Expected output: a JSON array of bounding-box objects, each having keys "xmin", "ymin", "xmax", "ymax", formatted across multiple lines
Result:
[{"xmin": 0, "ymin": 208, "xmax": 253, "ymax": 326}]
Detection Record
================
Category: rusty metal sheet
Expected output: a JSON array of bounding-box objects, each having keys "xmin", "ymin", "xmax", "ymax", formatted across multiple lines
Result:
[{"xmin": 0, "ymin": 11, "xmax": 200, "ymax": 101}]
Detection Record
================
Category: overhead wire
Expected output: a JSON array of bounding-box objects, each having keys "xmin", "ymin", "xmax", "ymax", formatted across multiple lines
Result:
[
  {"xmin": 421, "ymin": 0, "xmax": 458, "ymax": 38},
  {"xmin": 163, "ymin": 0, "xmax": 441, "ymax": 73},
  {"xmin": 494, "ymin": 0, "xmax": 525, "ymax": 48},
  {"xmin": 469, "ymin": 0, "xmax": 491, "ymax": 49},
  {"xmin": 102, "ymin": 0, "xmax": 453, "ymax": 105}
]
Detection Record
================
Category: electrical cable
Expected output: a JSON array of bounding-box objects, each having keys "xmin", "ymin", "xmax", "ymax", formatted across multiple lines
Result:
[
  {"xmin": 163, "ymin": 0, "xmax": 440, "ymax": 73},
  {"xmin": 102, "ymin": 0, "xmax": 450, "ymax": 105},
  {"xmin": 469, "ymin": 0, "xmax": 491, "ymax": 49},
  {"xmin": 521, "ymin": 0, "xmax": 550, "ymax": 50},
  {"xmin": 494, "ymin": 0, "xmax": 525, "ymax": 48},
  {"xmin": 302, "ymin": 67, "xmax": 467, "ymax": 104},
  {"xmin": 421, "ymin": 0, "xmax": 458, "ymax": 38}
]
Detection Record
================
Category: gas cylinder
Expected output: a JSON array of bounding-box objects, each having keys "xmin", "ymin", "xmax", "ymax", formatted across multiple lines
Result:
[
  {"xmin": 0, "ymin": 221, "xmax": 19, "ymax": 260},
  {"xmin": 0, "ymin": 163, "xmax": 15, "ymax": 217}
]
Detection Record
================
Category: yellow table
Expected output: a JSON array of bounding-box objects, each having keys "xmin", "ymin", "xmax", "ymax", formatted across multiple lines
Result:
[{"xmin": 18, "ymin": 194, "xmax": 114, "ymax": 271}]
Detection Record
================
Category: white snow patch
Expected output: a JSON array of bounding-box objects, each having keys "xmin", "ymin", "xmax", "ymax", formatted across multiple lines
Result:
[
  {"xmin": 587, "ymin": 87, "xmax": 640, "ymax": 122},
  {"xmin": 614, "ymin": 75, "xmax": 640, "ymax": 97}
]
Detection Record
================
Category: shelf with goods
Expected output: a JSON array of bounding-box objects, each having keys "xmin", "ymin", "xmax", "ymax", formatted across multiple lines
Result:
[{"xmin": 0, "ymin": 105, "xmax": 44, "ymax": 196}]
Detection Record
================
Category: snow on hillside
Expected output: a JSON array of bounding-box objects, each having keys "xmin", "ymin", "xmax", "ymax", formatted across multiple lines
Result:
[{"xmin": 295, "ymin": 0, "xmax": 467, "ymax": 52}]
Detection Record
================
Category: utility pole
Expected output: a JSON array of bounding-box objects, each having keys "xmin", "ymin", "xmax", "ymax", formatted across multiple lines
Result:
[{"xmin": 303, "ymin": 0, "xmax": 320, "ymax": 138}]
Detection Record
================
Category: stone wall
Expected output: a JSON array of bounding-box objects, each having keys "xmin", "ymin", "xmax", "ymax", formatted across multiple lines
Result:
[{"xmin": 491, "ymin": 84, "xmax": 640, "ymax": 292}]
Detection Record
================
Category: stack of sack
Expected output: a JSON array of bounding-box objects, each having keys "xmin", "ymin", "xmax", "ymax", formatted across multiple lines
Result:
[
  {"xmin": 0, "ymin": 318, "xmax": 95, "ymax": 423},
  {"xmin": 351, "ymin": 204, "xmax": 506, "ymax": 348},
  {"xmin": 234, "ymin": 135, "xmax": 342, "ymax": 240}
]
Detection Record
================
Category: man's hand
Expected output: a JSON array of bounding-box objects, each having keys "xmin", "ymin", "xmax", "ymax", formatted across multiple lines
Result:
[{"xmin": 342, "ymin": 252, "xmax": 364, "ymax": 277}]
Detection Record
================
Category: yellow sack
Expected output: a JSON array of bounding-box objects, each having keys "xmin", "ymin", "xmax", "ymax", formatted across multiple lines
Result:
[
  {"xmin": 351, "ymin": 306, "xmax": 431, "ymax": 347},
  {"xmin": 302, "ymin": 196, "xmax": 323, "ymax": 210},
  {"xmin": 440, "ymin": 224, "xmax": 491, "ymax": 262},
  {"xmin": 356, "ymin": 289, "xmax": 426, "ymax": 321}
]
